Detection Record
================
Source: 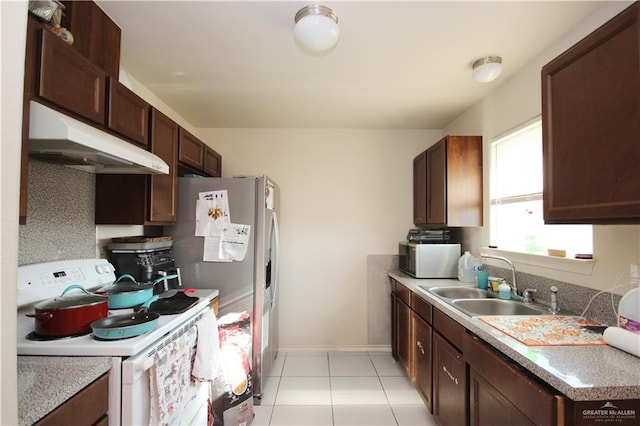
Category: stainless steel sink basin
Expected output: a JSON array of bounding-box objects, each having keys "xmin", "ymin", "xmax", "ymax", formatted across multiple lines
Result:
[
  {"xmin": 451, "ymin": 299, "xmax": 547, "ymax": 317},
  {"xmin": 423, "ymin": 286, "xmax": 495, "ymax": 300}
]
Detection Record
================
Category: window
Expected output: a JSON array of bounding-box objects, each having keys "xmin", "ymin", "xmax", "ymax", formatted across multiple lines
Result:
[{"xmin": 490, "ymin": 119, "xmax": 592, "ymax": 257}]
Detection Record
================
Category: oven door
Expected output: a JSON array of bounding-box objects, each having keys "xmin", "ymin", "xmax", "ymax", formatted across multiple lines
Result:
[{"xmin": 120, "ymin": 316, "xmax": 210, "ymax": 425}]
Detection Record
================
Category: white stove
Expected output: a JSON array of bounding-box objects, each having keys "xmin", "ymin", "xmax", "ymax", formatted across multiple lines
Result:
[{"xmin": 17, "ymin": 258, "xmax": 219, "ymax": 425}]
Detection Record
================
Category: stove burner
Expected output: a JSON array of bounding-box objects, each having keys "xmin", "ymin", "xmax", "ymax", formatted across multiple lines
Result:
[{"xmin": 26, "ymin": 331, "xmax": 90, "ymax": 341}]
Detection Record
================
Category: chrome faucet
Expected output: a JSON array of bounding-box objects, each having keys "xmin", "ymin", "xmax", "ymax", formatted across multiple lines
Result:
[
  {"xmin": 549, "ymin": 286, "xmax": 560, "ymax": 314},
  {"xmin": 522, "ymin": 288, "xmax": 537, "ymax": 304},
  {"xmin": 480, "ymin": 254, "xmax": 518, "ymax": 297}
]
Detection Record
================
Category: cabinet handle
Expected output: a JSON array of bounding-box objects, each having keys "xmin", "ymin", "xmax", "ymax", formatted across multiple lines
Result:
[
  {"xmin": 417, "ymin": 340, "xmax": 425, "ymax": 354},
  {"xmin": 442, "ymin": 365, "xmax": 459, "ymax": 385}
]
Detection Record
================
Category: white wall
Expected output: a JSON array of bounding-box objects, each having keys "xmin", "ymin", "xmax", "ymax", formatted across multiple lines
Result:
[
  {"xmin": 1, "ymin": 1, "xmax": 26, "ymax": 423},
  {"xmin": 445, "ymin": 1, "xmax": 639, "ymax": 294},
  {"xmin": 197, "ymin": 128, "xmax": 440, "ymax": 349}
]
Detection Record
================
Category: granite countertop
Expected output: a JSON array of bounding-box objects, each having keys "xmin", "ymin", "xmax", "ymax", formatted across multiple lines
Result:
[
  {"xmin": 389, "ymin": 270, "xmax": 640, "ymax": 401},
  {"xmin": 18, "ymin": 356, "xmax": 111, "ymax": 425}
]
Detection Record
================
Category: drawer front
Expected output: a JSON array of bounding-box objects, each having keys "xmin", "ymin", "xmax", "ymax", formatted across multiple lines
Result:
[
  {"xmin": 433, "ymin": 308, "xmax": 464, "ymax": 351},
  {"xmin": 411, "ymin": 292, "xmax": 432, "ymax": 324},
  {"xmin": 394, "ymin": 282, "xmax": 411, "ymax": 306},
  {"xmin": 39, "ymin": 29, "xmax": 106, "ymax": 125}
]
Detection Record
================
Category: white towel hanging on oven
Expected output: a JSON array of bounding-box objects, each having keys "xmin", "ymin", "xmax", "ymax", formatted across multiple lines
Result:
[{"xmin": 192, "ymin": 308, "xmax": 220, "ymax": 382}]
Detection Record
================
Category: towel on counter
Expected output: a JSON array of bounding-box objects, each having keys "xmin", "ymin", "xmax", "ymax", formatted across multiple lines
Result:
[
  {"xmin": 603, "ymin": 326, "xmax": 640, "ymax": 358},
  {"xmin": 192, "ymin": 308, "xmax": 220, "ymax": 382}
]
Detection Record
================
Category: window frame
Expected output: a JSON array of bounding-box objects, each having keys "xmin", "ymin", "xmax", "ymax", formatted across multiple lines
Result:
[{"xmin": 486, "ymin": 117, "xmax": 595, "ymax": 274}]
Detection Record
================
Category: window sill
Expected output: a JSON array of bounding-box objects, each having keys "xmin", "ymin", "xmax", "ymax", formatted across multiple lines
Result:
[{"xmin": 479, "ymin": 247, "xmax": 595, "ymax": 276}]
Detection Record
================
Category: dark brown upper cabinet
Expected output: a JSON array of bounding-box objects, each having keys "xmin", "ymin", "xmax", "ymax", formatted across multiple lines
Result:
[
  {"xmin": 60, "ymin": 0, "xmax": 121, "ymax": 78},
  {"xmin": 39, "ymin": 28, "xmax": 106, "ymax": 125},
  {"xmin": 542, "ymin": 2, "xmax": 640, "ymax": 224},
  {"xmin": 414, "ymin": 135, "xmax": 483, "ymax": 227},
  {"xmin": 178, "ymin": 128, "xmax": 205, "ymax": 171},
  {"xmin": 96, "ymin": 108, "xmax": 178, "ymax": 225},
  {"xmin": 204, "ymin": 146, "xmax": 223, "ymax": 177},
  {"xmin": 178, "ymin": 128, "xmax": 222, "ymax": 177},
  {"xmin": 107, "ymin": 79, "xmax": 150, "ymax": 148}
]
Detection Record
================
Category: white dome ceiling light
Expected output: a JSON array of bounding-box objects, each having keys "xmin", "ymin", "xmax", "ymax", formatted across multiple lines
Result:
[
  {"xmin": 294, "ymin": 5, "xmax": 339, "ymax": 54},
  {"xmin": 472, "ymin": 56, "xmax": 503, "ymax": 83}
]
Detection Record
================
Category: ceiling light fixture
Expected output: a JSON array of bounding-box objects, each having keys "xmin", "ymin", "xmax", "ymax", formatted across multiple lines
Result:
[
  {"xmin": 472, "ymin": 56, "xmax": 503, "ymax": 83},
  {"xmin": 294, "ymin": 5, "xmax": 339, "ymax": 54}
]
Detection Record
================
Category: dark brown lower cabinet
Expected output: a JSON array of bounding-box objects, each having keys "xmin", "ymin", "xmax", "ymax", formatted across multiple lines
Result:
[
  {"xmin": 464, "ymin": 333, "xmax": 562, "ymax": 425},
  {"xmin": 35, "ymin": 373, "xmax": 109, "ymax": 425},
  {"xmin": 412, "ymin": 312, "xmax": 432, "ymax": 411},
  {"xmin": 433, "ymin": 332, "xmax": 467, "ymax": 426},
  {"xmin": 396, "ymin": 295, "xmax": 412, "ymax": 376},
  {"xmin": 469, "ymin": 368, "xmax": 534, "ymax": 426}
]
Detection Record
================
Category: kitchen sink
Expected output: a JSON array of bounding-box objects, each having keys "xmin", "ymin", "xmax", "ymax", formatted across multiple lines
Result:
[
  {"xmin": 451, "ymin": 299, "xmax": 547, "ymax": 317},
  {"xmin": 424, "ymin": 286, "xmax": 495, "ymax": 300}
]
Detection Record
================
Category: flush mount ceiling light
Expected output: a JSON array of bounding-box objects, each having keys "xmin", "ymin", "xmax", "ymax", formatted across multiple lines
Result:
[
  {"xmin": 472, "ymin": 56, "xmax": 503, "ymax": 83},
  {"xmin": 294, "ymin": 5, "xmax": 339, "ymax": 54}
]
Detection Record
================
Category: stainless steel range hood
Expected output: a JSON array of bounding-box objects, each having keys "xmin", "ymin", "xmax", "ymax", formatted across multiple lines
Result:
[{"xmin": 28, "ymin": 101, "xmax": 169, "ymax": 174}]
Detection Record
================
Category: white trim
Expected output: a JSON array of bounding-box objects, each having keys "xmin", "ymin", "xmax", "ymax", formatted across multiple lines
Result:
[{"xmin": 479, "ymin": 247, "xmax": 595, "ymax": 275}]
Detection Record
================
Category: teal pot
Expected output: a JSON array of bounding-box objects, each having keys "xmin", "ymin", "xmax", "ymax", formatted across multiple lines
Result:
[{"xmin": 99, "ymin": 274, "xmax": 175, "ymax": 309}]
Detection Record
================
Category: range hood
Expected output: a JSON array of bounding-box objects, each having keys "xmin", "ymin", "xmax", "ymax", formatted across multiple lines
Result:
[{"xmin": 28, "ymin": 101, "xmax": 169, "ymax": 174}]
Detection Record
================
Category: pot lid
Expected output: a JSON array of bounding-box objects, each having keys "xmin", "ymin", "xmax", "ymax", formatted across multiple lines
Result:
[
  {"xmin": 99, "ymin": 280, "xmax": 155, "ymax": 294},
  {"xmin": 35, "ymin": 285, "xmax": 107, "ymax": 310}
]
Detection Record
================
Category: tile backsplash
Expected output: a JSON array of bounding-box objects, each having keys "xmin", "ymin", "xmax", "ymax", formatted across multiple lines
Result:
[
  {"xmin": 484, "ymin": 265, "xmax": 623, "ymax": 326},
  {"xmin": 18, "ymin": 159, "xmax": 96, "ymax": 265}
]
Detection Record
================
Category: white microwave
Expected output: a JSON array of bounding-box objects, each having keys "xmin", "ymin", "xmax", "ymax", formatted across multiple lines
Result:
[{"xmin": 398, "ymin": 242, "xmax": 460, "ymax": 278}]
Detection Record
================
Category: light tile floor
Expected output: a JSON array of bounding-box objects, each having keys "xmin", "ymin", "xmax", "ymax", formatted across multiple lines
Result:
[{"xmin": 251, "ymin": 352, "xmax": 437, "ymax": 426}]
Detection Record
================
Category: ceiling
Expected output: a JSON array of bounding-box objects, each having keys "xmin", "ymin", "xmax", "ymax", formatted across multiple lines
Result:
[{"xmin": 95, "ymin": 1, "xmax": 604, "ymax": 129}]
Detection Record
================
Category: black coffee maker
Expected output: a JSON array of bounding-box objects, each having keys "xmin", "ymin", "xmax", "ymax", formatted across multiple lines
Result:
[{"xmin": 108, "ymin": 237, "xmax": 181, "ymax": 294}]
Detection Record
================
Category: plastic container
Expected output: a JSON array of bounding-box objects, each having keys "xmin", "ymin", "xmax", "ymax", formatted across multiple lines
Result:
[
  {"xmin": 458, "ymin": 251, "xmax": 478, "ymax": 283},
  {"xmin": 618, "ymin": 286, "xmax": 640, "ymax": 334},
  {"xmin": 498, "ymin": 282, "xmax": 511, "ymax": 300}
]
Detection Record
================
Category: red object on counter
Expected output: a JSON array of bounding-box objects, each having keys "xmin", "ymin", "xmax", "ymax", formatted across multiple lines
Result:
[{"xmin": 25, "ymin": 285, "xmax": 108, "ymax": 337}]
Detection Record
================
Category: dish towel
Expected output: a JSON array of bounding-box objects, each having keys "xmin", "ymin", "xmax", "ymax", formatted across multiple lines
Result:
[
  {"xmin": 192, "ymin": 308, "xmax": 220, "ymax": 382},
  {"xmin": 149, "ymin": 326, "xmax": 198, "ymax": 426}
]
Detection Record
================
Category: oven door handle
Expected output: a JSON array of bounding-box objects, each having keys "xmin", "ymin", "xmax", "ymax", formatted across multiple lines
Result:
[{"xmin": 143, "ymin": 356, "xmax": 155, "ymax": 372}]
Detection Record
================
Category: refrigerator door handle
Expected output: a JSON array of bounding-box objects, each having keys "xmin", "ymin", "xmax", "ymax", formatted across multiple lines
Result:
[{"xmin": 271, "ymin": 211, "xmax": 280, "ymax": 309}]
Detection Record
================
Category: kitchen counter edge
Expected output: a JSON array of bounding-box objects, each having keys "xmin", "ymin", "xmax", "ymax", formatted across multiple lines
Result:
[{"xmin": 389, "ymin": 270, "xmax": 640, "ymax": 401}]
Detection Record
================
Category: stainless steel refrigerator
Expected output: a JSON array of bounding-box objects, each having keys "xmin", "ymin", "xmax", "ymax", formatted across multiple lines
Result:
[{"xmin": 166, "ymin": 175, "xmax": 280, "ymax": 404}]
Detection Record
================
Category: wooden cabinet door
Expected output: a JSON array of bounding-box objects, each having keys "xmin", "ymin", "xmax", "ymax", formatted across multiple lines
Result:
[
  {"xmin": 469, "ymin": 368, "xmax": 534, "ymax": 426},
  {"xmin": 204, "ymin": 146, "xmax": 222, "ymax": 177},
  {"xmin": 39, "ymin": 29, "xmax": 106, "ymax": 125},
  {"xmin": 433, "ymin": 332, "xmax": 467, "ymax": 426},
  {"xmin": 178, "ymin": 128, "xmax": 205, "ymax": 171},
  {"xmin": 426, "ymin": 139, "xmax": 447, "ymax": 225},
  {"xmin": 412, "ymin": 312, "xmax": 433, "ymax": 412},
  {"xmin": 542, "ymin": 2, "xmax": 640, "ymax": 224},
  {"xmin": 464, "ymin": 333, "xmax": 562, "ymax": 425},
  {"xmin": 445, "ymin": 136, "xmax": 483, "ymax": 226},
  {"xmin": 60, "ymin": 0, "xmax": 121, "ymax": 78},
  {"xmin": 107, "ymin": 79, "xmax": 149, "ymax": 147},
  {"xmin": 396, "ymin": 297, "xmax": 412, "ymax": 377},
  {"xmin": 413, "ymin": 150, "xmax": 427, "ymax": 225},
  {"xmin": 149, "ymin": 109, "xmax": 178, "ymax": 224}
]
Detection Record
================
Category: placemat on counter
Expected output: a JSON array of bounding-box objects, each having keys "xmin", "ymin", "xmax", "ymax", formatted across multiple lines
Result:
[{"xmin": 479, "ymin": 316, "xmax": 607, "ymax": 346}]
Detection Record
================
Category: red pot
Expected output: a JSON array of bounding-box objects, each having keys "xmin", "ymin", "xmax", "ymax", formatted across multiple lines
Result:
[{"xmin": 26, "ymin": 285, "xmax": 109, "ymax": 337}]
